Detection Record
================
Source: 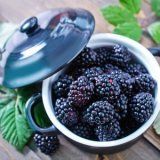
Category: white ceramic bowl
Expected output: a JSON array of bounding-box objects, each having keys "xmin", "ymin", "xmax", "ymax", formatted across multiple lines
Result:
[{"xmin": 26, "ymin": 33, "xmax": 160, "ymax": 153}]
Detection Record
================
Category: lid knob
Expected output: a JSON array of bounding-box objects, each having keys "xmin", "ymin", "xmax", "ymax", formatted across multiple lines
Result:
[{"xmin": 20, "ymin": 17, "xmax": 39, "ymax": 35}]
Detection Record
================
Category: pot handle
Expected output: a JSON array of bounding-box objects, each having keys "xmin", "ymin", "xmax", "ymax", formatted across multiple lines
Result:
[
  {"xmin": 148, "ymin": 47, "xmax": 160, "ymax": 57},
  {"xmin": 25, "ymin": 93, "xmax": 57, "ymax": 134}
]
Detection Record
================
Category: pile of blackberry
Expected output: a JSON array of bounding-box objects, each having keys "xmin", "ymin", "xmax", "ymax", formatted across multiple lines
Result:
[{"xmin": 52, "ymin": 45, "xmax": 156, "ymax": 142}]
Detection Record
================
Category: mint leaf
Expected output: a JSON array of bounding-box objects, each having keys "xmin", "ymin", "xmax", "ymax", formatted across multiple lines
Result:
[
  {"xmin": 151, "ymin": 0, "xmax": 160, "ymax": 17},
  {"xmin": 101, "ymin": 6, "xmax": 137, "ymax": 26},
  {"xmin": 148, "ymin": 22, "xmax": 160, "ymax": 44},
  {"xmin": 113, "ymin": 22, "xmax": 142, "ymax": 41},
  {"xmin": 0, "ymin": 86, "xmax": 36, "ymax": 151},
  {"xmin": 120, "ymin": 0, "xmax": 141, "ymax": 14},
  {"xmin": 153, "ymin": 112, "xmax": 160, "ymax": 135},
  {"xmin": 33, "ymin": 102, "xmax": 52, "ymax": 128},
  {"xmin": 0, "ymin": 22, "xmax": 17, "ymax": 48}
]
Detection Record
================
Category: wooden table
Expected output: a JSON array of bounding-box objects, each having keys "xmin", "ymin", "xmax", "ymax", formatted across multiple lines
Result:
[{"xmin": 0, "ymin": 0, "xmax": 160, "ymax": 159}]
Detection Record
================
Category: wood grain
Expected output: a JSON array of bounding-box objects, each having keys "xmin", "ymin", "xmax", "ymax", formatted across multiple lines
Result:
[{"xmin": 0, "ymin": 0, "xmax": 159, "ymax": 159}]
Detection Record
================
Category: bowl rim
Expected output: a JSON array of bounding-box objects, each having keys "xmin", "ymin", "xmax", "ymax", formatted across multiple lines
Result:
[{"xmin": 42, "ymin": 33, "xmax": 160, "ymax": 147}]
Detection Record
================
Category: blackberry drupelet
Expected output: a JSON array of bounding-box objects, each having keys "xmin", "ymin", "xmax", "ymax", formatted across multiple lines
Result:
[
  {"xmin": 95, "ymin": 119, "xmax": 121, "ymax": 141},
  {"xmin": 95, "ymin": 74, "xmax": 121, "ymax": 100},
  {"xmin": 55, "ymin": 98, "xmax": 78, "ymax": 126},
  {"xmin": 112, "ymin": 94, "xmax": 128, "ymax": 119},
  {"xmin": 34, "ymin": 133, "xmax": 59, "ymax": 155},
  {"xmin": 70, "ymin": 122, "xmax": 93, "ymax": 139},
  {"xmin": 83, "ymin": 101, "xmax": 115, "ymax": 126},
  {"xmin": 109, "ymin": 44, "xmax": 132, "ymax": 66},
  {"xmin": 124, "ymin": 63, "xmax": 148, "ymax": 76},
  {"xmin": 84, "ymin": 67, "xmax": 104, "ymax": 83},
  {"xmin": 68, "ymin": 76, "xmax": 94, "ymax": 107},
  {"xmin": 135, "ymin": 74, "xmax": 156, "ymax": 93},
  {"xmin": 74, "ymin": 47, "xmax": 101, "ymax": 67},
  {"xmin": 129, "ymin": 92, "xmax": 154, "ymax": 123},
  {"xmin": 53, "ymin": 75, "xmax": 73, "ymax": 98}
]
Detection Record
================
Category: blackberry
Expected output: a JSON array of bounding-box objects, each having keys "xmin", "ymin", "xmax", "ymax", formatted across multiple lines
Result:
[
  {"xmin": 109, "ymin": 44, "xmax": 132, "ymax": 66},
  {"xmin": 68, "ymin": 76, "xmax": 94, "ymax": 107},
  {"xmin": 83, "ymin": 101, "xmax": 115, "ymax": 126},
  {"xmin": 109, "ymin": 70, "xmax": 135, "ymax": 95},
  {"xmin": 83, "ymin": 67, "xmax": 104, "ymax": 83},
  {"xmin": 95, "ymin": 74, "xmax": 121, "ymax": 100},
  {"xmin": 74, "ymin": 47, "xmax": 101, "ymax": 67},
  {"xmin": 129, "ymin": 92, "xmax": 154, "ymax": 123},
  {"xmin": 102, "ymin": 64, "xmax": 122, "ymax": 73},
  {"xmin": 53, "ymin": 75, "xmax": 73, "ymax": 98},
  {"xmin": 94, "ymin": 46, "xmax": 113, "ymax": 62},
  {"xmin": 34, "ymin": 133, "xmax": 59, "ymax": 155},
  {"xmin": 95, "ymin": 119, "xmax": 121, "ymax": 141},
  {"xmin": 70, "ymin": 122, "xmax": 93, "ymax": 139},
  {"xmin": 55, "ymin": 98, "xmax": 78, "ymax": 126},
  {"xmin": 135, "ymin": 74, "xmax": 156, "ymax": 93},
  {"xmin": 124, "ymin": 63, "xmax": 148, "ymax": 76},
  {"xmin": 112, "ymin": 94, "xmax": 128, "ymax": 119}
]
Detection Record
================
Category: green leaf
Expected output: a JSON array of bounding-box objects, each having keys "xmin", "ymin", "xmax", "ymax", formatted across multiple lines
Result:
[
  {"xmin": 151, "ymin": 0, "xmax": 160, "ymax": 17},
  {"xmin": 0, "ymin": 22, "xmax": 17, "ymax": 48},
  {"xmin": 0, "ymin": 86, "xmax": 39, "ymax": 150},
  {"xmin": 33, "ymin": 102, "xmax": 52, "ymax": 128},
  {"xmin": 101, "ymin": 6, "xmax": 137, "ymax": 26},
  {"xmin": 153, "ymin": 112, "xmax": 160, "ymax": 135},
  {"xmin": 119, "ymin": 0, "xmax": 141, "ymax": 14},
  {"xmin": 148, "ymin": 22, "xmax": 160, "ymax": 44},
  {"xmin": 113, "ymin": 22, "xmax": 142, "ymax": 41}
]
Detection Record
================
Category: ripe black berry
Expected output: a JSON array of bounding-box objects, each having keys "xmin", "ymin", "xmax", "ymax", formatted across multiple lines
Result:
[
  {"xmin": 83, "ymin": 67, "xmax": 104, "ymax": 83},
  {"xmin": 83, "ymin": 101, "xmax": 115, "ymax": 126},
  {"xmin": 102, "ymin": 64, "xmax": 122, "ymax": 73},
  {"xmin": 55, "ymin": 98, "xmax": 78, "ymax": 126},
  {"xmin": 109, "ymin": 44, "xmax": 132, "ymax": 66},
  {"xmin": 68, "ymin": 76, "xmax": 94, "ymax": 107},
  {"xmin": 70, "ymin": 122, "xmax": 93, "ymax": 139},
  {"xmin": 95, "ymin": 74, "xmax": 121, "ymax": 100},
  {"xmin": 135, "ymin": 74, "xmax": 156, "ymax": 93},
  {"xmin": 34, "ymin": 133, "xmax": 59, "ymax": 155},
  {"xmin": 129, "ymin": 92, "xmax": 154, "ymax": 123},
  {"xmin": 95, "ymin": 119, "xmax": 121, "ymax": 141},
  {"xmin": 124, "ymin": 63, "xmax": 148, "ymax": 76},
  {"xmin": 53, "ymin": 75, "xmax": 73, "ymax": 98}
]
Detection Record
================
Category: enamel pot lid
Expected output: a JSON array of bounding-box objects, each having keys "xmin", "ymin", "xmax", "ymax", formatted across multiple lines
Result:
[{"xmin": 0, "ymin": 8, "xmax": 95, "ymax": 88}]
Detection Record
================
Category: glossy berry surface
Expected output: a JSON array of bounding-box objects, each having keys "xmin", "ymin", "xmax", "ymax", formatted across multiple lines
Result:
[
  {"xmin": 34, "ymin": 133, "xmax": 59, "ymax": 155},
  {"xmin": 129, "ymin": 92, "xmax": 154, "ymax": 123}
]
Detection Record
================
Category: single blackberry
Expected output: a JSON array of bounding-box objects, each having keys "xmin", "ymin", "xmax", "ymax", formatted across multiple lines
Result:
[
  {"xmin": 74, "ymin": 47, "xmax": 101, "ymax": 67},
  {"xmin": 109, "ymin": 70, "xmax": 135, "ymax": 95},
  {"xmin": 102, "ymin": 64, "xmax": 122, "ymax": 73},
  {"xmin": 68, "ymin": 76, "xmax": 94, "ymax": 107},
  {"xmin": 112, "ymin": 94, "xmax": 128, "ymax": 119},
  {"xmin": 95, "ymin": 74, "xmax": 121, "ymax": 100},
  {"xmin": 109, "ymin": 44, "xmax": 132, "ymax": 66},
  {"xmin": 83, "ymin": 101, "xmax": 115, "ymax": 126},
  {"xmin": 70, "ymin": 122, "xmax": 93, "ymax": 139},
  {"xmin": 135, "ymin": 74, "xmax": 156, "ymax": 93},
  {"xmin": 95, "ymin": 119, "xmax": 121, "ymax": 141},
  {"xmin": 124, "ymin": 63, "xmax": 148, "ymax": 76},
  {"xmin": 94, "ymin": 46, "xmax": 113, "ymax": 62},
  {"xmin": 55, "ymin": 98, "xmax": 78, "ymax": 126},
  {"xmin": 83, "ymin": 67, "xmax": 104, "ymax": 83},
  {"xmin": 53, "ymin": 75, "xmax": 73, "ymax": 98},
  {"xmin": 34, "ymin": 133, "xmax": 59, "ymax": 155},
  {"xmin": 129, "ymin": 92, "xmax": 154, "ymax": 123}
]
